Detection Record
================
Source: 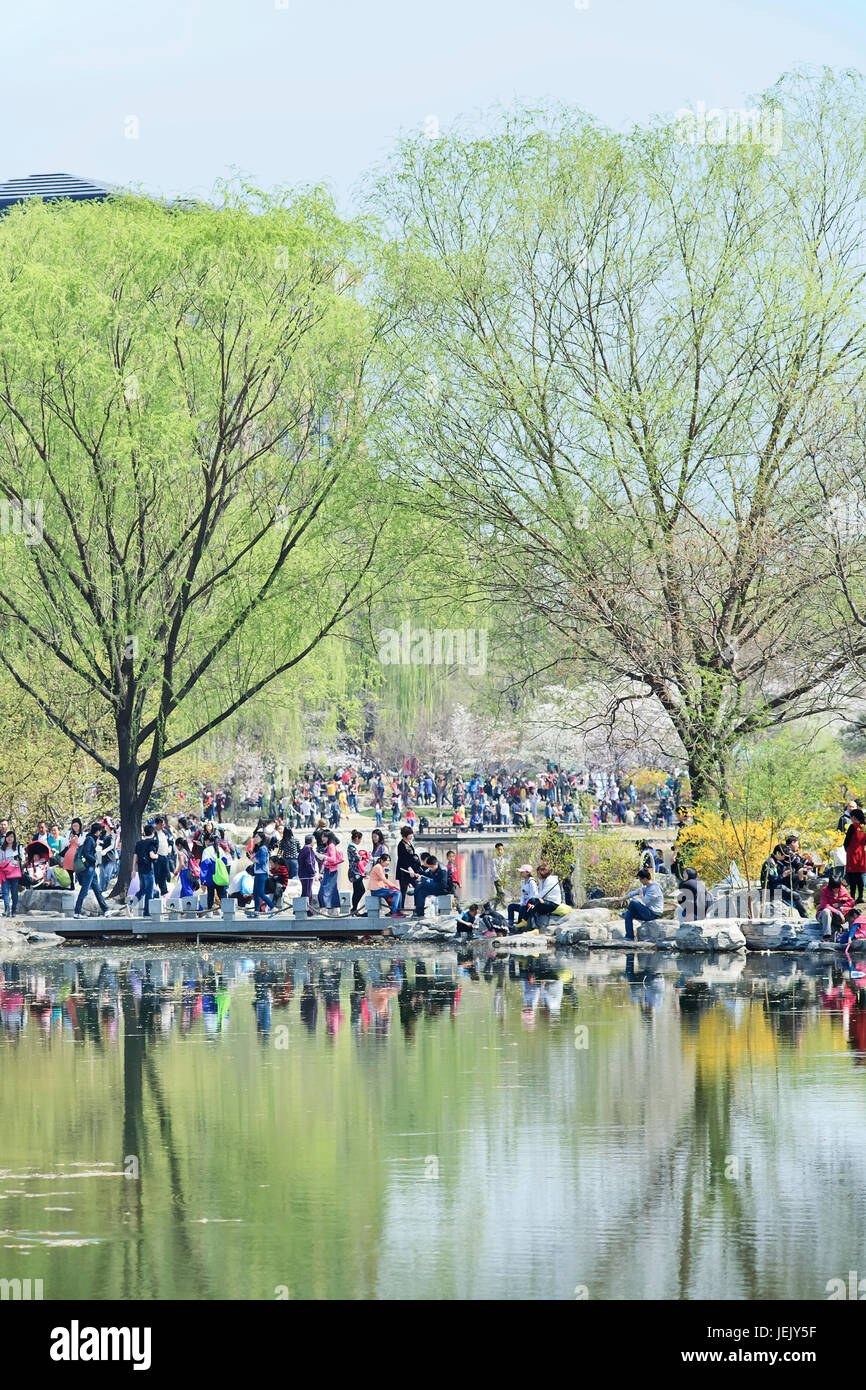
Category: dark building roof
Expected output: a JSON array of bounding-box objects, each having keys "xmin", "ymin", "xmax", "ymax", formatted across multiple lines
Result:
[{"xmin": 0, "ymin": 174, "xmax": 117, "ymax": 212}]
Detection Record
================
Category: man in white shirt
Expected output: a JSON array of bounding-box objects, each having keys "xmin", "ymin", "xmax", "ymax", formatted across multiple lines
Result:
[{"xmin": 623, "ymin": 869, "xmax": 665, "ymax": 941}]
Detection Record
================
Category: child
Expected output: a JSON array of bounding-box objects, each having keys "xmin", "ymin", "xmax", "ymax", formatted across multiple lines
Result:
[
  {"xmin": 446, "ymin": 849, "xmax": 461, "ymax": 907},
  {"xmin": 456, "ymin": 903, "xmax": 481, "ymax": 935},
  {"xmin": 479, "ymin": 901, "xmax": 508, "ymax": 936},
  {"xmin": 491, "ymin": 842, "xmax": 507, "ymax": 908}
]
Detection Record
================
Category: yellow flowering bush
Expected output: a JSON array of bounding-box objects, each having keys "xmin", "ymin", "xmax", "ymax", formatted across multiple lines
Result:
[
  {"xmin": 676, "ymin": 808, "xmax": 841, "ymax": 883},
  {"xmin": 676, "ymin": 811, "xmax": 778, "ymax": 883},
  {"xmin": 628, "ymin": 768, "xmax": 669, "ymax": 797}
]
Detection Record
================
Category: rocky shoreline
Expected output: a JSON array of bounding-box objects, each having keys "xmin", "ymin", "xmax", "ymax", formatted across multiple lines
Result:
[
  {"xmin": 0, "ymin": 922, "xmax": 65, "ymax": 951},
  {"xmin": 0, "ymin": 897, "xmax": 839, "ymax": 955},
  {"xmin": 381, "ymin": 904, "xmax": 837, "ymax": 953}
]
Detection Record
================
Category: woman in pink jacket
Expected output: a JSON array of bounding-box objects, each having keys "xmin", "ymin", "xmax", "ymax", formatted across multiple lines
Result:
[
  {"xmin": 317, "ymin": 833, "xmax": 345, "ymax": 911},
  {"xmin": 367, "ymin": 853, "xmax": 405, "ymax": 917}
]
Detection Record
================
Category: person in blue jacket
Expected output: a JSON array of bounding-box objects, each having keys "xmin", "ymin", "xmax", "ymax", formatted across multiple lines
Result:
[{"xmin": 251, "ymin": 831, "xmax": 275, "ymax": 915}]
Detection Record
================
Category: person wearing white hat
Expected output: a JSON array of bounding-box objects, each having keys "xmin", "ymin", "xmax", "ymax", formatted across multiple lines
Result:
[{"xmin": 507, "ymin": 864, "xmax": 538, "ymax": 931}]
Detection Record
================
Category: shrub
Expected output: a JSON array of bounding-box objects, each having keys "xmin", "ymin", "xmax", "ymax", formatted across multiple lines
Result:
[
  {"xmin": 577, "ymin": 832, "xmax": 640, "ymax": 900},
  {"xmin": 503, "ymin": 823, "xmax": 576, "ymax": 898},
  {"xmin": 675, "ymin": 811, "xmax": 775, "ymax": 883}
]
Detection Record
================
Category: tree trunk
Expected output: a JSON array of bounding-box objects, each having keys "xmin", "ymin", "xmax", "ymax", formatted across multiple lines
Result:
[
  {"xmin": 686, "ymin": 740, "xmax": 730, "ymax": 807},
  {"xmin": 115, "ymin": 770, "xmax": 142, "ymax": 899}
]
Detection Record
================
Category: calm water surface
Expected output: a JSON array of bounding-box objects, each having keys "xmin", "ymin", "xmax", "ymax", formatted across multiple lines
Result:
[{"xmin": 2, "ymin": 935, "xmax": 866, "ymax": 1301}]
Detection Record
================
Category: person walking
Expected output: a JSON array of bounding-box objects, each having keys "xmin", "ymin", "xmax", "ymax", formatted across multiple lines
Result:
[
  {"xmin": 251, "ymin": 831, "xmax": 275, "ymax": 915},
  {"xmin": 132, "ymin": 823, "xmax": 159, "ymax": 917},
  {"xmin": 152, "ymin": 816, "xmax": 173, "ymax": 897},
  {"xmin": 0, "ymin": 829, "xmax": 24, "ymax": 917},
  {"xmin": 97, "ymin": 819, "xmax": 118, "ymax": 895},
  {"xmin": 73, "ymin": 822, "xmax": 112, "ymax": 918},
  {"xmin": 280, "ymin": 824, "xmax": 300, "ymax": 881},
  {"xmin": 317, "ymin": 833, "xmax": 344, "ymax": 913},
  {"xmin": 62, "ymin": 817, "xmax": 84, "ymax": 889}
]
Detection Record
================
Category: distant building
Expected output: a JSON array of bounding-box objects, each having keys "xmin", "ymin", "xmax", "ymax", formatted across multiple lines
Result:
[{"xmin": 0, "ymin": 173, "xmax": 117, "ymax": 213}]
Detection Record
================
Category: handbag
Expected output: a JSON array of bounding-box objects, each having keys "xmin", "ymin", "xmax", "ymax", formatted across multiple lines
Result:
[{"xmin": 4, "ymin": 858, "xmax": 22, "ymax": 880}]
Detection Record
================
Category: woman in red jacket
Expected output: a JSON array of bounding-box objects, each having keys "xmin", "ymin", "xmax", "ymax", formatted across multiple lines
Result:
[{"xmin": 845, "ymin": 808, "xmax": 866, "ymax": 903}]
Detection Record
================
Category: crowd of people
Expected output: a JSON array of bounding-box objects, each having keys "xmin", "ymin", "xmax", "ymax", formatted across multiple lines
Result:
[
  {"xmin": 13, "ymin": 760, "xmax": 866, "ymax": 947},
  {"xmin": 241, "ymin": 762, "xmax": 691, "ymax": 833}
]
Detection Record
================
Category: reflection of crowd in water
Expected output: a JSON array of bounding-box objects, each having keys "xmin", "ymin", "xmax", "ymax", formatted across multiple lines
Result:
[
  {"xmin": 7, "ymin": 951, "xmax": 866, "ymax": 1061},
  {"xmin": 0, "ymin": 956, "xmax": 235, "ymax": 1042},
  {"xmin": 0, "ymin": 950, "xmax": 578, "ymax": 1045}
]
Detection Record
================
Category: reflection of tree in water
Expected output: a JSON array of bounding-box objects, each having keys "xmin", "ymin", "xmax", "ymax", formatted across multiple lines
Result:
[
  {"xmin": 590, "ymin": 974, "xmax": 767, "ymax": 1299},
  {"xmin": 673, "ymin": 974, "xmax": 816, "ymax": 1298},
  {"xmin": 118, "ymin": 966, "xmax": 205, "ymax": 1299}
]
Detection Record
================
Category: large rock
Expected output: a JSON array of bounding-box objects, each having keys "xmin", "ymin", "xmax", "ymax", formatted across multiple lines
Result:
[
  {"xmin": 0, "ymin": 924, "xmax": 64, "ymax": 949},
  {"xmin": 18, "ymin": 887, "xmax": 68, "ymax": 914},
  {"xmin": 637, "ymin": 918, "xmax": 680, "ymax": 944},
  {"xmin": 558, "ymin": 919, "xmax": 630, "ymax": 947},
  {"xmin": 674, "ymin": 922, "xmax": 746, "ymax": 952},
  {"xmin": 713, "ymin": 916, "xmax": 822, "ymax": 951},
  {"xmin": 568, "ymin": 907, "xmax": 618, "ymax": 927},
  {"xmin": 389, "ymin": 916, "xmax": 458, "ymax": 940}
]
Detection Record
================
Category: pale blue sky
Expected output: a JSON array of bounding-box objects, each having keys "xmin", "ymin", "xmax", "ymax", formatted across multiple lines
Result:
[{"xmin": 6, "ymin": 0, "xmax": 864, "ymax": 209}]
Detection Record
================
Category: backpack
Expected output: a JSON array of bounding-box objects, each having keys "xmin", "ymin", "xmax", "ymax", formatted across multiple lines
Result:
[
  {"xmin": 73, "ymin": 846, "xmax": 88, "ymax": 875},
  {"xmin": 212, "ymin": 855, "xmax": 230, "ymax": 887}
]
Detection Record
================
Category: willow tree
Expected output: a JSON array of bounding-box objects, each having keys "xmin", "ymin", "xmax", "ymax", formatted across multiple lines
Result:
[
  {"xmin": 370, "ymin": 69, "xmax": 866, "ymax": 800},
  {"xmin": 0, "ymin": 188, "xmax": 394, "ymax": 886}
]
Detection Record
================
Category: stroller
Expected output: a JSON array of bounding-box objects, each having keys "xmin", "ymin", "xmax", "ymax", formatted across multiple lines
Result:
[{"xmin": 24, "ymin": 838, "xmax": 53, "ymax": 887}]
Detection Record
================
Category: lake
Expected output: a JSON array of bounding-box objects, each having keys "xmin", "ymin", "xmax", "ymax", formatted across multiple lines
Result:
[{"xmin": 1, "ymin": 941, "xmax": 864, "ymax": 1301}]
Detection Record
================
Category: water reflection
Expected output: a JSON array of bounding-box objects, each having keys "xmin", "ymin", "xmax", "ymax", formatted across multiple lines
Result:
[
  {"xmin": 3, "ymin": 945, "xmax": 866, "ymax": 1300},
  {"xmin": 6, "ymin": 947, "xmax": 866, "ymax": 1055}
]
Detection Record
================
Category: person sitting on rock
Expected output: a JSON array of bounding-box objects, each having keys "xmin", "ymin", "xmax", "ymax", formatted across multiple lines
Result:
[
  {"xmin": 507, "ymin": 864, "xmax": 538, "ymax": 931},
  {"xmin": 524, "ymin": 862, "xmax": 562, "ymax": 933},
  {"xmin": 622, "ymin": 868, "xmax": 665, "ymax": 941},
  {"xmin": 818, "ymin": 870, "xmax": 855, "ymax": 940},
  {"xmin": 760, "ymin": 845, "xmax": 808, "ymax": 918},
  {"xmin": 676, "ymin": 866, "xmax": 709, "ymax": 923},
  {"xmin": 412, "ymin": 857, "xmax": 449, "ymax": 917}
]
